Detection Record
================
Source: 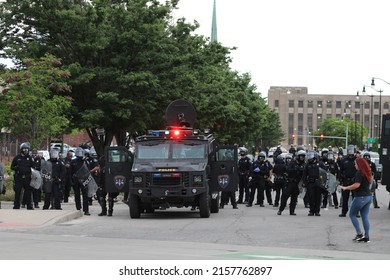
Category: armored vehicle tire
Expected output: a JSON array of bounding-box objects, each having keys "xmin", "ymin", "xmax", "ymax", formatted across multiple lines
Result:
[
  {"xmin": 129, "ymin": 194, "xmax": 141, "ymax": 218},
  {"xmin": 199, "ymin": 192, "xmax": 211, "ymax": 218},
  {"xmin": 210, "ymin": 192, "xmax": 219, "ymax": 213}
]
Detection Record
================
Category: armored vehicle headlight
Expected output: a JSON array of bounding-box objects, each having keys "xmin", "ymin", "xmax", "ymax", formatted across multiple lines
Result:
[
  {"xmin": 194, "ymin": 175, "xmax": 203, "ymax": 183},
  {"xmin": 134, "ymin": 176, "xmax": 143, "ymax": 183}
]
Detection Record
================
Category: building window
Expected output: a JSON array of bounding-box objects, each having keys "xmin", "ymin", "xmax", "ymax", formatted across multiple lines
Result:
[
  {"xmin": 365, "ymin": 102, "xmax": 370, "ymax": 109},
  {"xmin": 374, "ymin": 101, "xmax": 379, "ymax": 109},
  {"xmin": 355, "ymin": 101, "xmax": 361, "ymax": 109},
  {"xmin": 317, "ymin": 101, "xmax": 322, "ymax": 108},
  {"xmin": 307, "ymin": 114, "xmax": 313, "ymax": 128},
  {"xmin": 336, "ymin": 101, "xmax": 341, "ymax": 108},
  {"xmin": 308, "ymin": 100, "xmax": 313, "ymax": 108},
  {"xmin": 326, "ymin": 114, "xmax": 332, "ymax": 119},
  {"xmin": 289, "ymin": 113, "xmax": 294, "ymax": 137},
  {"xmin": 298, "ymin": 100, "xmax": 303, "ymax": 108},
  {"xmin": 274, "ymin": 100, "xmax": 279, "ymax": 108},
  {"xmin": 289, "ymin": 100, "xmax": 294, "ymax": 108},
  {"xmin": 298, "ymin": 113, "xmax": 303, "ymax": 126},
  {"xmin": 326, "ymin": 100, "xmax": 332, "ymax": 108},
  {"xmin": 384, "ymin": 102, "xmax": 389, "ymax": 109}
]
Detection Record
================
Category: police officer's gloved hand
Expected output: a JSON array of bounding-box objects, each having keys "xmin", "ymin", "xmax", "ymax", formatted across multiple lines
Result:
[{"xmin": 254, "ymin": 167, "xmax": 260, "ymax": 173}]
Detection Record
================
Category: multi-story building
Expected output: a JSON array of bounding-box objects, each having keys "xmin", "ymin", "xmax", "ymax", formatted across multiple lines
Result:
[{"xmin": 267, "ymin": 86, "xmax": 390, "ymax": 148}]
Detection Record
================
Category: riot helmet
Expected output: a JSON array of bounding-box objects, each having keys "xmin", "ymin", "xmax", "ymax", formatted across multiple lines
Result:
[
  {"xmin": 50, "ymin": 148, "xmax": 60, "ymax": 159},
  {"xmin": 258, "ymin": 151, "xmax": 266, "ymax": 161},
  {"xmin": 307, "ymin": 151, "xmax": 317, "ymax": 164},
  {"xmin": 347, "ymin": 145, "xmax": 355, "ymax": 157},
  {"xmin": 285, "ymin": 154, "xmax": 293, "ymax": 165},
  {"xmin": 327, "ymin": 151, "xmax": 335, "ymax": 162},
  {"xmin": 363, "ymin": 152, "xmax": 371, "ymax": 161},
  {"xmin": 321, "ymin": 148, "xmax": 329, "ymax": 159},
  {"xmin": 239, "ymin": 147, "xmax": 247, "ymax": 157},
  {"xmin": 296, "ymin": 150, "xmax": 306, "ymax": 163},
  {"xmin": 20, "ymin": 142, "xmax": 30, "ymax": 155},
  {"xmin": 275, "ymin": 154, "xmax": 284, "ymax": 164},
  {"xmin": 75, "ymin": 147, "xmax": 84, "ymax": 158}
]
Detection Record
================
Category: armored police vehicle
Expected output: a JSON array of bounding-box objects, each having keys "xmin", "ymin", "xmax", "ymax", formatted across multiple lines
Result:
[{"xmin": 104, "ymin": 100, "xmax": 238, "ymax": 218}]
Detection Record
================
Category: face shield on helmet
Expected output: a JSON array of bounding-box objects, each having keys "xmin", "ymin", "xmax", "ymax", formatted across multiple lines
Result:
[
  {"xmin": 327, "ymin": 152, "xmax": 335, "ymax": 162},
  {"xmin": 296, "ymin": 150, "xmax": 306, "ymax": 163},
  {"xmin": 75, "ymin": 147, "xmax": 84, "ymax": 158},
  {"xmin": 363, "ymin": 152, "xmax": 371, "ymax": 161},
  {"xmin": 347, "ymin": 145, "xmax": 355, "ymax": 157},
  {"xmin": 50, "ymin": 148, "xmax": 60, "ymax": 159},
  {"xmin": 20, "ymin": 142, "xmax": 30, "ymax": 155},
  {"xmin": 307, "ymin": 151, "xmax": 316, "ymax": 163},
  {"xmin": 258, "ymin": 152, "xmax": 266, "ymax": 161}
]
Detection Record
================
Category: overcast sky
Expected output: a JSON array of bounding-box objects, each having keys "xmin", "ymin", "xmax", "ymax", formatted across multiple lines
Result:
[
  {"xmin": 173, "ymin": 0, "xmax": 390, "ymax": 97},
  {"xmin": 2, "ymin": 0, "xmax": 390, "ymax": 98}
]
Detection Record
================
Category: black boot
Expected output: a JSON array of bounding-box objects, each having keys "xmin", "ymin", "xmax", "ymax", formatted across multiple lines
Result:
[
  {"xmin": 108, "ymin": 198, "xmax": 114, "ymax": 216},
  {"xmin": 98, "ymin": 197, "xmax": 107, "ymax": 216}
]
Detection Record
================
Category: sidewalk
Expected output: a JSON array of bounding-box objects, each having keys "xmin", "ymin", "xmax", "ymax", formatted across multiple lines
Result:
[{"xmin": 0, "ymin": 199, "xmax": 83, "ymax": 229}]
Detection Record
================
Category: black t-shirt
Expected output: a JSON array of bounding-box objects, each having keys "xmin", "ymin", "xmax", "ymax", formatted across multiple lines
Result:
[{"xmin": 353, "ymin": 170, "xmax": 371, "ymax": 197}]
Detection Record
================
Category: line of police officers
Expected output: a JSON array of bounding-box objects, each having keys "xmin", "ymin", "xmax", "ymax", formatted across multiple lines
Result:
[
  {"xmin": 232, "ymin": 144, "xmax": 381, "ymax": 217},
  {"xmin": 9, "ymin": 142, "xmax": 118, "ymax": 216}
]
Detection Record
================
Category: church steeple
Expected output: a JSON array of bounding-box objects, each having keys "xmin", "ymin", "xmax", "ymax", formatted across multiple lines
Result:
[{"xmin": 211, "ymin": 0, "xmax": 217, "ymax": 42}]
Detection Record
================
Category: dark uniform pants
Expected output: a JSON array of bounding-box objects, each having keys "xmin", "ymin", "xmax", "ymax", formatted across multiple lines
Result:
[
  {"xmin": 14, "ymin": 176, "xmax": 32, "ymax": 209},
  {"xmin": 307, "ymin": 181, "xmax": 322, "ymax": 214},
  {"xmin": 279, "ymin": 181, "xmax": 299, "ymax": 214},
  {"xmin": 248, "ymin": 177, "xmax": 265, "ymax": 205}
]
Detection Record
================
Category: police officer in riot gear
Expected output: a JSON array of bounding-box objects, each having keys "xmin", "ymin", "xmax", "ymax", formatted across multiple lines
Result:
[
  {"xmin": 237, "ymin": 149, "xmax": 252, "ymax": 204},
  {"xmin": 11, "ymin": 143, "xmax": 34, "ymax": 210},
  {"xmin": 31, "ymin": 148, "xmax": 44, "ymax": 208},
  {"xmin": 326, "ymin": 151, "xmax": 340, "ymax": 209},
  {"xmin": 363, "ymin": 152, "xmax": 380, "ymax": 208},
  {"xmin": 319, "ymin": 148, "xmax": 330, "ymax": 208},
  {"xmin": 97, "ymin": 155, "xmax": 120, "ymax": 216},
  {"xmin": 277, "ymin": 150, "xmax": 306, "ymax": 215},
  {"xmin": 84, "ymin": 149, "xmax": 99, "ymax": 206},
  {"xmin": 70, "ymin": 147, "xmax": 90, "ymax": 215},
  {"xmin": 43, "ymin": 149, "xmax": 66, "ymax": 210},
  {"xmin": 339, "ymin": 145, "xmax": 357, "ymax": 217},
  {"xmin": 285, "ymin": 154, "xmax": 293, "ymax": 166},
  {"xmin": 272, "ymin": 154, "xmax": 287, "ymax": 207},
  {"xmin": 303, "ymin": 151, "xmax": 326, "ymax": 216},
  {"xmin": 247, "ymin": 152, "xmax": 272, "ymax": 207},
  {"xmin": 62, "ymin": 151, "xmax": 74, "ymax": 203}
]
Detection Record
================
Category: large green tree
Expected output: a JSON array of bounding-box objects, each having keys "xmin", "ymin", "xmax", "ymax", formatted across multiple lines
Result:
[
  {"xmin": 0, "ymin": 54, "xmax": 72, "ymax": 148},
  {"xmin": 314, "ymin": 118, "xmax": 366, "ymax": 150},
  {"xmin": 0, "ymin": 0, "xmax": 282, "ymax": 156}
]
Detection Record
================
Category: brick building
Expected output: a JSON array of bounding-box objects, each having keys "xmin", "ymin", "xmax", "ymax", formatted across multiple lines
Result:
[{"xmin": 267, "ymin": 86, "xmax": 390, "ymax": 148}]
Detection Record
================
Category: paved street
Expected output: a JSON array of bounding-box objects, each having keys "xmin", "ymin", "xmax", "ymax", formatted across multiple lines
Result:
[{"xmin": 0, "ymin": 185, "xmax": 390, "ymax": 260}]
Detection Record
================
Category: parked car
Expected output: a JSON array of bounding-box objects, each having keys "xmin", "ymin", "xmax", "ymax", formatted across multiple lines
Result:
[
  {"xmin": 267, "ymin": 146, "xmax": 288, "ymax": 157},
  {"xmin": 50, "ymin": 143, "xmax": 76, "ymax": 158},
  {"xmin": 37, "ymin": 150, "xmax": 50, "ymax": 161}
]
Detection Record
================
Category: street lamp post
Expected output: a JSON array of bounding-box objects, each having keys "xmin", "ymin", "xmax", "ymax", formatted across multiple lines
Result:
[
  {"xmin": 363, "ymin": 85, "xmax": 383, "ymax": 141},
  {"xmin": 371, "ymin": 77, "xmax": 388, "ymax": 144},
  {"xmin": 356, "ymin": 91, "xmax": 364, "ymax": 149}
]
